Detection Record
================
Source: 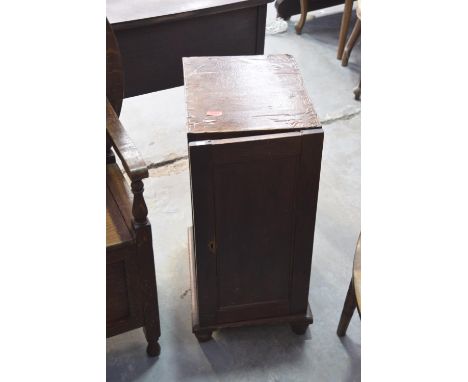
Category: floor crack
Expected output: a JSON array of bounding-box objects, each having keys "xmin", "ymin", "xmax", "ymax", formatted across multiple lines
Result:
[
  {"xmin": 143, "ymin": 110, "xmax": 359, "ymax": 171},
  {"xmin": 321, "ymin": 109, "xmax": 361, "ymax": 125},
  {"xmin": 147, "ymin": 155, "xmax": 188, "ymax": 170}
]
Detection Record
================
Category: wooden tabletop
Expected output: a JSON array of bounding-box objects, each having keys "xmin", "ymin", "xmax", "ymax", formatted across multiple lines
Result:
[
  {"xmin": 353, "ymin": 234, "xmax": 361, "ymax": 313},
  {"xmin": 183, "ymin": 54, "xmax": 320, "ymax": 138},
  {"xmin": 107, "ymin": 0, "xmax": 271, "ymax": 26}
]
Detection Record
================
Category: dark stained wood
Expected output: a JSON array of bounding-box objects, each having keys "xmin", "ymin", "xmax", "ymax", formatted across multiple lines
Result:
[
  {"xmin": 106, "ymin": 162, "xmax": 133, "ymax": 233},
  {"xmin": 106, "ymin": 99, "xmax": 148, "ymax": 182},
  {"xmin": 337, "ymin": 0, "xmax": 353, "ymax": 59},
  {"xmin": 106, "ymin": 260, "xmax": 131, "ymax": 322},
  {"xmin": 188, "ymin": 226, "xmax": 313, "ymax": 340},
  {"xmin": 107, "ymin": 0, "xmax": 272, "ymax": 97},
  {"xmin": 255, "ymin": 4, "xmax": 268, "ymax": 53},
  {"xmin": 106, "ymin": 20, "xmax": 160, "ymax": 355},
  {"xmin": 106, "ymin": 19, "xmax": 124, "ymax": 116},
  {"xmin": 130, "ymin": 179, "xmax": 161, "ymax": 357},
  {"xmin": 188, "ymin": 142, "xmax": 218, "ymax": 328},
  {"xmin": 289, "ymin": 129, "xmax": 323, "ymax": 314},
  {"xmin": 106, "ymin": 100, "xmax": 161, "ymax": 356},
  {"xmin": 185, "ymin": 55, "xmax": 323, "ymax": 340},
  {"xmin": 183, "ymin": 55, "xmax": 320, "ymax": 140},
  {"xmin": 336, "ymin": 279, "xmax": 356, "ymax": 336},
  {"xmin": 106, "ymin": 185, "xmax": 133, "ymax": 249},
  {"xmin": 341, "ymin": 18, "xmax": 360, "ymax": 66},
  {"xmin": 337, "ymin": 234, "xmax": 361, "ymax": 336},
  {"xmin": 106, "ymin": 245, "xmax": 143, "ymax": 337},
  {"xmin": 275, "ymin": 0, "xmax": 344, "ymax": 20}
]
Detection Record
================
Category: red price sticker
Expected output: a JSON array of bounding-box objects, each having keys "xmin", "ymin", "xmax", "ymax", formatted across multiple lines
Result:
[{"xmin": 206, "ymin": 110, "xmax": 222, "ymax": 117}]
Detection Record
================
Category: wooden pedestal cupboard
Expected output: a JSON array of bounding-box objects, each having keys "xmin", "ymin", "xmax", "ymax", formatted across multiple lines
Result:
[{"xmin": 183, "ymin": 55, "xmax": 324, "ymax": 341}]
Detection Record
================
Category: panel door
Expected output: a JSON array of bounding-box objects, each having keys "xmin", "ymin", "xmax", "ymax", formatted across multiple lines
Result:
[{"xmin": 189, "ymin": 129, "xmax": 323, "ymax": 326}]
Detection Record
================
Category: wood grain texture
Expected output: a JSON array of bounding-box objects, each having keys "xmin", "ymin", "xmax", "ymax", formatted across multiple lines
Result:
[
  {"xmin": 184, "ymin": 55, "xmax": 320, "ymax": 139},
  {"xmin": 107, "ymin": 186, "xmax": 133, "ymax": 248},
  {"xmin": 107, "ymin": 99, "xmax": 148, "ymax": 181},
  {"xmin": 186, "ymin": 54, "xmax": 322, "ymax": 339}
]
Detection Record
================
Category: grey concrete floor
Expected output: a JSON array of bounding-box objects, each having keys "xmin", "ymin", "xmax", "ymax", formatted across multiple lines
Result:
[{"xmin": 107, "ymin": 3, "xmax": 361, "ymax": 381}]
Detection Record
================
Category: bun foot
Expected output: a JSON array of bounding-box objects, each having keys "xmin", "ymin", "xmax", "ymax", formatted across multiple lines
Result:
[
  {"xmin": 290, "ymin": 322, "xmax": 309, "ymax": 335},
  {"xmin": 146, "ymin": 341, "xmax": 161, "ymax": 357},
  {"xmin": 194, "ymin": 330, "xmax": 213, "ymax": 342}
]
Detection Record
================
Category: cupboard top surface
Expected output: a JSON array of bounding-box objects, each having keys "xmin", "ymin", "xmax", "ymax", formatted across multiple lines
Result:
[
  {"xmin": 107, "ymin": 0, "xmax": 270, "ymax": 26},
  {"xmin": 183, "ymin": 55, "xmax": 320, "ymax": 137}
]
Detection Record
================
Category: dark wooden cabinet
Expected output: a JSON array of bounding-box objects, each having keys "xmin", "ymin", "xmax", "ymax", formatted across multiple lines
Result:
[
  {"xmin": 184, "ymin": 55, "xmax": 324, "ymax": 341},
  {"xmin": 107, "ymin": 0, "xmax": 273, "ymax": 97}
]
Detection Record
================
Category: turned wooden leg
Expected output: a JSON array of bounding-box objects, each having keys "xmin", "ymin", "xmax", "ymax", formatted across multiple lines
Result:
[
  {"xmin": 295, "ymin": 0, "xmax": 308, "ymax": 34},
  {"xmin": 142, "ymin": 285, "xmax": 161, "ymax": 357},
  {"xmin": 143, "ymin": 320, "xmax": 161, "ymax": 356},
  {"xmin": 132, "ymin": 180, "xmax": 161, "ymax": 357},
  {"xmin": 342, "ymin": 19, "xmax": 361, "ymax": 66},
  {"xmin": 146, "ymin": 338, "xmax": 161, "ymax": 357},
  {"xmin": 337, "ymin": 280, "xmax": 356, "ymax": 337},
  {"xmin": 290, "ymin": 322, "xmax": 310, "ymax": 335},
  {"xmin": 353, "ymin": 78, "xmax": 361, "ymax": 100},
  {"xmin": 194, "ymin": 329, "xmax": 213, "ymax": 342},
  {"xmin": 337, "ymin": 0, "xmax": 354, "ymax": 59}
]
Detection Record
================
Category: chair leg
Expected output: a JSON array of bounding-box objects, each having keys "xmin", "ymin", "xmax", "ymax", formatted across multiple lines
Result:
[
  {"xmin": 337, "ymin": 280, "xmax": 356, "ymax": 337},
  {"xmin": 295, "ymin": 0, "xmax": 308, "ymax": 34},
  {"xmin": 353, "ymin": 78, "xmax": 361, "ymax": 100},
  {"xmin": 337, "ymin": 0, "xmax": 354, "ymax": 59},
  {"xmin": 341, "ymin": 18, "xmax": 361, "ymax": 66},
  {"xmin": 142, "ymin": 275, "xmax": 161, "ymax": 357},
  {"xmin": 134, "ymin": 222, "xmax": 161, "ymax": 357}
]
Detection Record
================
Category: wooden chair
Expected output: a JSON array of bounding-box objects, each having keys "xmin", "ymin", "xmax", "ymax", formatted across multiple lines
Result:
[
  {"xmin": 293, "ymin": 0, "xmax": 344, "ymax": 34},
  {"xmin": 106, "ymin": 19, "xmax": 161, "ymax": 357},
  {"xmin": 295, "ymin": 0, "xmax": 309, "ymax": 34},
  {"xmin": 337, "ymin": 0, "xmax": 361, "ymax": 99},
  {"xmin": 338, "ymin": 0, "xmax": 361, "ymax": 66},
  {"xmin": 337, "ymin": 233, "xmax": 361, "ymax": 336}
]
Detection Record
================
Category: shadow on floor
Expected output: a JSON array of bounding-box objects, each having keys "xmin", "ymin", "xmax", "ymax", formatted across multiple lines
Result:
[
  {"xmin": 339, "ymin": 336, "xmax": 361, "ymax": 382},
  {"xmin": 107, "ymin": 331, "xmax": 160, "ymax": 382},
  {"xmin": 199, "ymin": 324, "xmax": 310, "ymax": 379}
]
